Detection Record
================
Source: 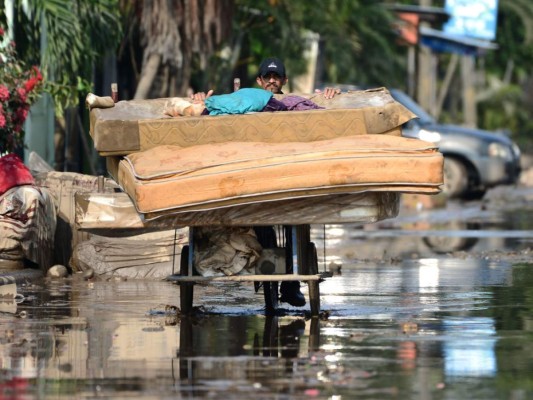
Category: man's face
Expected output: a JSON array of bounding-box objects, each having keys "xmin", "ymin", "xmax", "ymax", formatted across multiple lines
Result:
[{"xmin": 256, "ymin": 72, "xmax": 287, "ymax": 94}]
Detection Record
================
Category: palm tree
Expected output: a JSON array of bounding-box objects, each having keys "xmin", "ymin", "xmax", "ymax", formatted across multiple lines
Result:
[
  {"xmin": 4, "ymin": 0, "xmax": 122, "ymax": 112},
  {"xmin": 2, "ymin": 0, "xmax": 123, "ymax": 171}
]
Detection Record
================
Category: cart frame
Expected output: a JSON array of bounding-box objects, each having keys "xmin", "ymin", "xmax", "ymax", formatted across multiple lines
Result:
[{"xmin": 167, "ymin": 224, "xmax": 330, "ymax": 316}]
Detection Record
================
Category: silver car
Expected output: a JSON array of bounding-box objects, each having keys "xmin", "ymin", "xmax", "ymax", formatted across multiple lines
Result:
[{"xmin": 390, "ymin": 89, "xmax": 521, "ymax": 199}]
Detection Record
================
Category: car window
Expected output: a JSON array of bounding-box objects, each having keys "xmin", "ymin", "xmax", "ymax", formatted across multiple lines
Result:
[
  {"xmin": 400, "ymin": 119, "xmax": 420, "ymax": 138},
  {"xmin": 389, "ymin": 90, "xmax": 436, "ymax": 125}
]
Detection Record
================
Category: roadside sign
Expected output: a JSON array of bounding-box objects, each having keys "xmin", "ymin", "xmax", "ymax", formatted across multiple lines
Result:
[{"xmin": 443, "ymin": 0, "xmax": 498, "ymax": 41}]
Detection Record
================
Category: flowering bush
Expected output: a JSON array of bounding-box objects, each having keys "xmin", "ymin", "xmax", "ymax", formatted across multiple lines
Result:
[{"xmin": 0, "ymin": 26, "xmax": 43, "ymax": 154}]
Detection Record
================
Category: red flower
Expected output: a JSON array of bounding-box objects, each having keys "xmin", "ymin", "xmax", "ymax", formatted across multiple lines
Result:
[
  {"xmin": 0, "ymin": 26, "xmax": 44, "ymax": 154},
  {"xmin": 33, "ymin": 66, "xmax": 43, "ymax": 81},
  {"xmin": 16, "ymin": 87, "xmax": 27, "ymax": 103},
  {"xmin": 0, "ymin": 85, "xmax": 9, "ymax": 101},
  {"xmin": 14, "ymin": 105, "xmax": 29, "ymax": 123},
  {"xmin": 13, "ymin": 122, "xmax": 22, "ymax": 133},
  {"xmin": 24, "ymin": 77, "xmax": 39, "ymax": 92},
  {"xmin": 24, "ymin": 67, "xmax": 43, "ymax": 93}
]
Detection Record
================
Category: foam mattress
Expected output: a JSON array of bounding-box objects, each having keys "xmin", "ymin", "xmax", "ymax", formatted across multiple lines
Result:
[
  {"xmin": 90, "ymin": 88, "xmax": 415, "ymax": 156},
  {"xmin": 75, "ymin": 191, "xmax": 401, "ymax": 229},
  {"xmin": 114, "ymin": 134, "xmax": 443, "ymax": 217}
]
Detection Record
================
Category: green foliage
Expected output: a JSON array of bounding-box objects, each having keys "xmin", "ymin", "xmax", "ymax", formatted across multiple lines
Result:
[
  {"xmin": 45, "ymin": 76, "xmax": 93, "ymax": 116},
  {"xmin": 479, "ymin": 87, "xmax": 533, "ymax": 153},
  {"xmin": 234, "ymin": 1, "xmax": 310, "ymax": 79},
  {"xmin": 232, "ymin": 0, "xmax": 404, "ymax": 89},
  {"xmin": 478, "ymin": 0, "xmax": 533, "ymax": 151},
  {"xmin": 0, "ymin": 26, "xmax": 44, "ymax": 153},
  {"xmin": 306, "ymin": 0, "xmax": 403, "ymax": 87},
  {"xmin": 478, "ymin": 85, "xmax": 523, "ymax": 129},
  {"xmin": 485, "ymin": 1, "xmax": 533, "ymax": 78},
  {"xmin": 3, "ymin": 0, "xmax": 123, "ymax": 115}
]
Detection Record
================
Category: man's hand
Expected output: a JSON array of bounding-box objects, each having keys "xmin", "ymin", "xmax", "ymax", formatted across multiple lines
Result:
[
  {"xmin": 315, "ymin": 87, "xmax": 341, "ymax": 99},
  {"xmin": 191, "ymin": 89, "xmax": 214, "ymax": 102}
]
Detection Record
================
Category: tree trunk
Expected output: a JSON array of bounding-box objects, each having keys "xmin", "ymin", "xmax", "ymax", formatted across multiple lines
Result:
[
  {"xmin": 134, "ymin": 53, "xmax": 161, "ymax": 99},
  {"xmin": 132, "ymin": 0, "xmax": 234, "ymax": 99},
  {"xmin": 54, "ymin": 116, "xmax": 66, "ymax": 171}
]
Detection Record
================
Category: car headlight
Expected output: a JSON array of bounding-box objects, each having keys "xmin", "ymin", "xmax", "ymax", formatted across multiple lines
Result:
[
  {"xmin": 488, "ymin": 142, "xmax": 512, "ymax": 160},
  {"xmin": 418, "ymin": 129, "xmax": 441, "ymax": 143}
]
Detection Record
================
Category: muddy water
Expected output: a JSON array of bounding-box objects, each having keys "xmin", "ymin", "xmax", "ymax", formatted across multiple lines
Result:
[{"xmin": 1, "ymin": 201, "xmax": 532, "ymax": 398}]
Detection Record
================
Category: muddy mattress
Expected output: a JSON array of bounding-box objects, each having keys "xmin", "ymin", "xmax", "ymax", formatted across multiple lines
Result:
[
  {"xmin": 90, "ymin": 88, "xmax": 415, "ymax": 156},
  {"xmin": 110, "ymin": 134, "xmax": 443, "ymax": 218}
]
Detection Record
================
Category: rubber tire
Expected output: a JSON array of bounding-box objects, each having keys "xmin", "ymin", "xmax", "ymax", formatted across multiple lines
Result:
[
  {"xmin": 423, "ymin": 221, "xmax": 479, "ymax": 253},
  {"xmin": 423, "ymin": 235, "xmax": 478, "ymax": 254},
  {"xmin": 307, "ymin": 242, "xmax": 319, "ymax": 275},
  {"xmin": 443, "ymin": 157, "xmax": 469, "ymax": 199},
  {"xmin": 180, "ymin": 245, "xmax": 190, "ymax": 275},
  {"xmin": 307, "ymin": 242, "xmax": 320, "ymax": 316},
  {"xmin": 180, "ymin": 245, "xmax": 194, "ymax": 314},
  {"xmin": 464, "ymin": 188, "xmax": 486, "ymax": 201},
  {"xmin": 263, "ymin": 281, "xmax": 279, "ymax": 315}
]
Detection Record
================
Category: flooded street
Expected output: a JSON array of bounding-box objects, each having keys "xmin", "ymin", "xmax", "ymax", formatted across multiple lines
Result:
[{"xmin": 1, "ymin": 189, "xmax": 532, "ymax": 399}]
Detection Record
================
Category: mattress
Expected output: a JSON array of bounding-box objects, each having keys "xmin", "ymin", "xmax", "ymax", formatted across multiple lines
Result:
[
  {"xmin": 75, "ymin": 191, "xmax": 401, "ymax": 229},
  {"xmin": 90, "ymin": 88, "xmax": 415, "ymax": 156},
  {"xmin": 114, "ymin": 134, "xmax": 443, "ymax": 216}
]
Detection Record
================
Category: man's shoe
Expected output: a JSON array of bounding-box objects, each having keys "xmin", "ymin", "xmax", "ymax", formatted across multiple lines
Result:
[{"xmin": 279, "ymin": 281, "xmax": 306, "ymax": 307}]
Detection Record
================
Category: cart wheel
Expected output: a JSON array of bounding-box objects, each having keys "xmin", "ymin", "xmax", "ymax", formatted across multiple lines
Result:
[
  {"xmin": 263, "ymin": 281, "xmax": 279, "ymax": 315},
  {"xmin": 307, "ymin": 242, "xmax": 318, "ymax": 275},
  {"xmin": 308, "ymin": 280, "xmax": 320, "ymax": 317},
  {"xmin": 180, "ymin": 245, "xmax": 194, "ymax": 314},
  {"xmin": 307, "ymin": 242, "xmax": 320, "ymax": 316}
]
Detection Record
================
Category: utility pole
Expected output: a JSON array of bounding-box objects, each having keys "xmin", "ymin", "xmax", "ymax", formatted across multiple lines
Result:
[
  {"xmin": 461, "ymin": 54, "xmax": 478, "ymax": 127},
  {"xmin": 417, "ymin": 0, "xmax": 436, "ymax": 116}
]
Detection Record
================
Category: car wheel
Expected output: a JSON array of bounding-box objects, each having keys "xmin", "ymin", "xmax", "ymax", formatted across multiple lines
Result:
[
  {"xmin": 443, "ymin": 157, "xmax": 468, "ymax": 199},
  {"xmin": 464, "ymin": 188, "xmax": 486, "ymax": 200},
  {"xmin": 423, "ymin": 221, "xmax": 479, "ymax": 253},
  {"xmin": 423, "ymin": 235, "xmax": 478, "ymax": 254}
]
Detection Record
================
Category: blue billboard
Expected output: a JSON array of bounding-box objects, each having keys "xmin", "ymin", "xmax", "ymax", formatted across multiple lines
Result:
[{"xmin": 443, "ymin": 0, "xmax": 499, "ymax": 41}]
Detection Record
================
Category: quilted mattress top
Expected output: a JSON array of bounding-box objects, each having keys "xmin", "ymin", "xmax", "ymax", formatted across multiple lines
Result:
[{"xmin": 89, "ymin": 88, "xmax": 416, "ymax": 156}]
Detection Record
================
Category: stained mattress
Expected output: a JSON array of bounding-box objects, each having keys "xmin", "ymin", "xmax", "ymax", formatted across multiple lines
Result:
[
  {"xmin": 112, "ymin": 134, "xmax": 443, "ymax": 217},
  {"xmin": 75, "ymin": 191, "xmax": 401, "ymax": 229},
  {"xmin": 90, "ymin": 88, "xmax": 415, "ymax": 156}
]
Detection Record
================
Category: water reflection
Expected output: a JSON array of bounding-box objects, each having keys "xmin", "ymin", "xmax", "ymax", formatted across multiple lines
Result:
[
  {"xmin": 0, "ymin": 256, "xmax": 532, "ymax": 398},
  {"xmin": 175, "ymin": 315, "xmax": 320, "ymax": 395},
  {"xmin": 313, "ymin": 207, "xmax": 533, "ymax": 262},
  {"xmin": 443, "ymin": 317, "xmax": 497, "ymax": 378}
]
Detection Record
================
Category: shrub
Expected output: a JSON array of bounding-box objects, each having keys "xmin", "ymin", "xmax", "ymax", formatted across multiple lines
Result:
[{"xmin": 0, "ymin": 26, "xmax": 43, "ymax": 155}]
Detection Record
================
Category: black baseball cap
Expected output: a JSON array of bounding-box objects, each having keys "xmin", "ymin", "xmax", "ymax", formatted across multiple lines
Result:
[{"xmin": 257, "ymin": 57, "xmax": 286, "ymax": 78}]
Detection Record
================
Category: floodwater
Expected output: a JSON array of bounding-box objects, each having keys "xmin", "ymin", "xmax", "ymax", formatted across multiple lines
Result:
[{"xmin": 1, "ymin": 195, "xmax": 533, "ymax": 399}]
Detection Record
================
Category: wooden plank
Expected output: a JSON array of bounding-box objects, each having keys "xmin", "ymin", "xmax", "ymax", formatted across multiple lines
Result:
[{"xmin": 166, "ymin": 273, "xmax": 328, "ymax": 283}]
